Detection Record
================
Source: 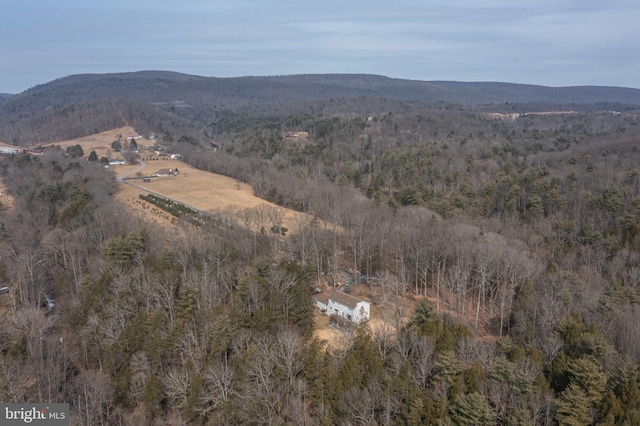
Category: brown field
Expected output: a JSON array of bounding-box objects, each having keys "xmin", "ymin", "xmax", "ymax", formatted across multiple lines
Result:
[
  {"xmin": 47, "ymin": 126, "xmax": 145, "ymax": 159},
  {"xmin": 5, "ymin": 126, "xmax": 320, "ymax": 234},
  {"xmin": 113, "ymin": 159, "xmax": 316, "ymax": 233},
  {"xmin": 0, "ymin": 141, "xmax": 22, "ymax": 149},
  {"xmin": 487, "ymin": 111, "xmax": 577, "ymax": 120},
  {"xmin": 34, "ymin": 126, "xmax": 316, "ymax": 233},
  {"xmin": 0, "ymin": 177, "xmax": 13, "ymax": 210}
]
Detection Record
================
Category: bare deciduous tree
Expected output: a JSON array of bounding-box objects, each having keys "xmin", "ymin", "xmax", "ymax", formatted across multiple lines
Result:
[
  {"xmin": 70, "ymin": 370, "xmax": 114, "ymax": 426},
  {"xmin": 201, "ymin": 355, "xmax": 236, "ymax": 413}
]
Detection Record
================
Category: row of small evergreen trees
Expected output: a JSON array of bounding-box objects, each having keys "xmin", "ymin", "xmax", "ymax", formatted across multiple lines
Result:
[{"xmin": 139, "ymin": 193, "xmax": 201, "ymax": 224}]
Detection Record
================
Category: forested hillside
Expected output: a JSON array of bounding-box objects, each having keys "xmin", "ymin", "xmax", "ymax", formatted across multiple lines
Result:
[
  {"xmin": 1, "ymin": 73, "xmax": 640, "ymax": 424},
  {"xmin": 2, "ymin": 71, "xmax": 640, "ymax": 146}
]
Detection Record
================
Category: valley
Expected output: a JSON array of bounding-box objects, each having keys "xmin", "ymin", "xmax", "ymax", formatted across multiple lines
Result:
[{"xmin": 2, "ymin": 72, "xmax": 640, "ymax": 425}]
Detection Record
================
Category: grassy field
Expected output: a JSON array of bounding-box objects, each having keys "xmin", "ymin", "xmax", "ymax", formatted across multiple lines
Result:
[
  {"xmin": 40, "ymin": 126, "xmax": 316, "ymax": 232},
  {"xmin": 113, "ymin": 158, "xmax": 315, "ymax": 233},
  {"xmin": 46, "ymin": 126, "xmax": 141, "ymax": 159}
]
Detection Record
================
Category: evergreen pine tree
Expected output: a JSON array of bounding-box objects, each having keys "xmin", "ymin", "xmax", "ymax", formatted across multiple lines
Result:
[
  {"xmin": 556, "ymin": 383, "xmax": 591, "ymax": 426},
  {"xmin": 449, "ymin": 392, "xmax": 493, "ymax": 425}
]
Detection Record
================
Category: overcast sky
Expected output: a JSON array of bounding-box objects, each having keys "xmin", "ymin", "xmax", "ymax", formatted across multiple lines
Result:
[{"xmin": 2, "ymin": 0, "xmax": 639, "ymax": 93}]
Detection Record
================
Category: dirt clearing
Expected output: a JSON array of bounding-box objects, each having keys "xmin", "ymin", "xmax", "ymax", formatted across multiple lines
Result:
[
  {"xmin": 0, "ymin": 177, "xmax": 14, "ymax": 210},
  {"xmin": 47, "ymin": 126, "xmax": 143, "ymax": 159}
]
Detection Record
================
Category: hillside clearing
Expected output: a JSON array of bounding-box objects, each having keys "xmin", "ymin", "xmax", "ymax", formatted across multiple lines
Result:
[
  {"xmin": 44, "ymin": 127, "xmax": 316, "ymax": 233},
  {"xmin": 113, "ymin": 159, "xmax": 316, "ymax": 234},
  {"xmin": 47, "ymin": 126, "xmax": 143, "ymax": 159}
]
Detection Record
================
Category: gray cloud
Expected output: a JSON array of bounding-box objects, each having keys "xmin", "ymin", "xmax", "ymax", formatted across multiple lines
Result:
[{"xmin": 1, "ymin": 0, "xmax": 638, "ymax": 92}]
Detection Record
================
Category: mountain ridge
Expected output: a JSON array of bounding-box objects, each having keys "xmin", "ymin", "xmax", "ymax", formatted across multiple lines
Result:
[
  {"xmin": 14, "ymin": 71, "xmax": 640, "ymax": 105},
  {"xmin": 2, "ymin": 71, "xmax": 640, "ymax": 145}
]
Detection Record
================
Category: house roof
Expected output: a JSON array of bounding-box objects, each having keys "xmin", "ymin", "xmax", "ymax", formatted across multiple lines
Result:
[
  {"xmin": 154, "ymin": 168, "xmax": 174, "ymax": 175},
  {"xmin": 326, "ymin": 289, "xmax": 366, "ymax": 309},
  {"xmin": 314, "ymin": 293, "xmax": 329, "ymax": 305}
]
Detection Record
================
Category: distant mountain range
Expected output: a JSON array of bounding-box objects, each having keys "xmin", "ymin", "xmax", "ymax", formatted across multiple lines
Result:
[
  {"xmin": 9, "ymin": 71, "xmax": 640, "ymax": 106},
  {"xmin": 2, "ymin": 71, "xmax": 640, "ymax": 145}
]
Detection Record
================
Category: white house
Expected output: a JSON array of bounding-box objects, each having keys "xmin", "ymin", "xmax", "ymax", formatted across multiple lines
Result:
[
  {"xmin": 153, "ymin": 168, "xmax": 179, "ymax": 177},
  {"xmin": 314, "ymin": 290, "xmax": 370, "ymax": 324}
]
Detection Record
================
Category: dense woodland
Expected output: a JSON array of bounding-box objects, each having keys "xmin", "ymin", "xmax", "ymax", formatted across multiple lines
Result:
[
  {"xmin": 2, "ymin": 74, "xmax": 640, "ymax": 424},
  {"xmin": 3, "ymin": 71, "xmax": 640, "ymax": 146}
]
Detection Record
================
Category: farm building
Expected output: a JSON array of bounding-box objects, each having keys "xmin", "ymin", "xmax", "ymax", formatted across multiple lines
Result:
[
  {"xmin": 283, "ymin": 131, "xmax": 309, "ymax": 139},
  {"xmin": 0, "ymin": 146, "xmax": 23, "ymax": 155},
  {"xmin": 314, "ymin": 289, "xmax": 370, "ymax": 324},
  {"xmin": 153, "ymin": 168, "xmax": 179, "ymax": 177}
]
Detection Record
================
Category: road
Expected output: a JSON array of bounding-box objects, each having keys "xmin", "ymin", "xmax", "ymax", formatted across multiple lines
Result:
[{"xmin": 116, "ymin": 160, "xmax": 146, "ymax": 182}]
